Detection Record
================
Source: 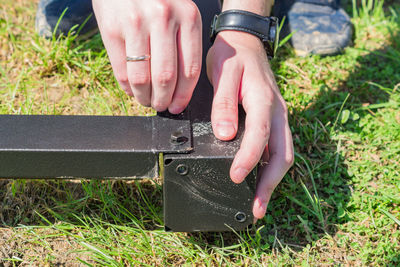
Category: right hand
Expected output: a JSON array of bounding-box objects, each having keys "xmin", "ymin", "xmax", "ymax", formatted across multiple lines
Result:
[
  {"xmin": 92, "ymin": 0, "xmax": 202, "ymax": 113},
  {"xmin": 206, "ymin": 31, "xmax": 294, "ymax": 220}
]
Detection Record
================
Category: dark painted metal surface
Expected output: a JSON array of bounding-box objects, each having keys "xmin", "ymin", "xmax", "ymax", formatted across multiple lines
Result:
[
  {"xmin": 163, "ymin": 151, "xmax": 256, "ymax": 232},
  {"xmin": 0, "ymin": 114, "xmax": 191, "ymax": 178},
  {"xmin": 163, "ymin": 107, "xmax": 257, "ymax": 231}
]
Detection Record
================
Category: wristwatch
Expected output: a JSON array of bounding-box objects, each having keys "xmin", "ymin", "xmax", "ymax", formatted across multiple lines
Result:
[{"xmin": 210, "ymin": 10, "xmax": 279, "ymax": 59}]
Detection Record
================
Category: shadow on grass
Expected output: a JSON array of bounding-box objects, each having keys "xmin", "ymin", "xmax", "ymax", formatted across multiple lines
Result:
[
  {"xmin": 0, "ymin": 3, "xmax": 399, "ymax": 265},
  {"xmin": 0, "ymin": 179, "xmax": 164, "ymax": 230}
]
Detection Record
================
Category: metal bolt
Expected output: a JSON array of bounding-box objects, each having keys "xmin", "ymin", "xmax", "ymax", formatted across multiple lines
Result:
[
  {"xmin": 176, "ymin": 164, "xmax": 189, "ymax": 176},
  {"xmin": 235, "ymin": 212, "xmax": 247, "ymax": 223},
  {"xmin": 170, "ymin": 131, "xmax": 187, "ymax": 145}
]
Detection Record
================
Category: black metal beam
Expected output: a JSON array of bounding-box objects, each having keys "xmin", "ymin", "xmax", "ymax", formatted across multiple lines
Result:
[{"xmin": 0, "ymin": 114, "xmax": 191, "ymax": 178}]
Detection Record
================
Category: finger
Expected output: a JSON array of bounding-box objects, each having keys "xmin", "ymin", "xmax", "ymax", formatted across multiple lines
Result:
[
  {"xmin": 92, "ymin": 2, "xmax": 133, "ymax": 97},
  {"xmin": 168, "ymin": 12, "xmax": 202, "ymax": 114},
  {"xmin": 150, "ymin": 20, "xmax": 178, "ymax": 112},
  {"xmin": 210, "ymin": 62, "xmax": 242, "ymax": 140},
  {"xmin": 125, "ymin": 33, "xmax": 151, "ymax": 106},
  {"xmin": 230, "ymin": 74, "xmax": 274, "ymax": 183},
  {"xmin": 253, "ymin": 108, "xmax": 294, "ymax": 219},
  {"xmin": 99, "ymin": 30, "xmax": 132, "ymax": 96}
]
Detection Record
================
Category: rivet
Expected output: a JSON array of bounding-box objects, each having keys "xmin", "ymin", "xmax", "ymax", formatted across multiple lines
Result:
[
  {"xmin": 176, "ymin": 164, "xmax": 189, "ymax": 176},
  {"xmin": 235, "ymin": 212, "xmax": 247, "ymax": 223}
]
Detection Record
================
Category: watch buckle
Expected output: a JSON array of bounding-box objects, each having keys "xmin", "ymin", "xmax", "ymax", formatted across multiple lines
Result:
[{"xmin": 210, "ymin": 14, "xmax": 219, "ymax": 41}]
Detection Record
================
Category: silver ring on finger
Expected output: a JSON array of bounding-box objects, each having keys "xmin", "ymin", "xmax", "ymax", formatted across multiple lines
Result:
[{"xmin": 126, "ymin": 55, "xmax": 151, "ymax": 62}]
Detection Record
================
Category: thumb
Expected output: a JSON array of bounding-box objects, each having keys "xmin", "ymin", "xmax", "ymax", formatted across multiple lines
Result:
[{"xmin": 211, "ymin": 63, "xmax": 243, "ymax": 141}]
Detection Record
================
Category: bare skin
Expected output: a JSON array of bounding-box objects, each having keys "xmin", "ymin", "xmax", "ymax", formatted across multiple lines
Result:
[{"xmin": 92, "ymin": 0, "xmax": 294, "ymax": 220}]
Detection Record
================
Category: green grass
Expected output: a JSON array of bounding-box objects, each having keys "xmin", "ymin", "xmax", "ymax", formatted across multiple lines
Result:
[{"xmin": 1, "ymin": 0, "xmax": 399, "ymax": 265}]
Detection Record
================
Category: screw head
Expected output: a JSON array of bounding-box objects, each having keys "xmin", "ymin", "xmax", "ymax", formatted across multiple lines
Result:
[
  {"xmin": 170, "ymin": 131, "xmax": 187, "ymax": 145},
  {"xmin": 235, "ymin": 212, "xmax": 247, "ymax": 223},
  {"xmin": 176, "ymin": 164, "xmax": 189, "ymax": 176}
]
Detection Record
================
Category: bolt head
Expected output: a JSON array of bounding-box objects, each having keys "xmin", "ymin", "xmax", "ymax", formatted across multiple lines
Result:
[
  {"xmin": 170, "ymin": 131, "xmax": 187, "ymax": 145},
  {"xmin": 171, "ymin": 131, "xmax": 182, "ymax": 141}
]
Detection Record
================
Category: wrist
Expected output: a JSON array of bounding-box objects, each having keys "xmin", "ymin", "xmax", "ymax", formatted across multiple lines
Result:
[
  {"xmin": 221, "ymin": 0, "xmax": 272, "ymax": 16},
  {"xmin": 216, "ymin": 31, "xmax": 265, "ymax": 51}
]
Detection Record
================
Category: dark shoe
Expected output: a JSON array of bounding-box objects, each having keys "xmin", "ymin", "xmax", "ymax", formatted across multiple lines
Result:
[
  {"xmin": 35, "ymin": 0, "xmax": 98, "ymax": 38},
  {"xmin": 273, "ymin": 0, "xmax": 352, "ymax": 56}
]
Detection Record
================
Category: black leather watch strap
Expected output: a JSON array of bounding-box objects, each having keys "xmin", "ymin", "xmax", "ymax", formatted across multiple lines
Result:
[{"xmin": 210, "ymin": 10, "xmax": 279, "ymax": 58}]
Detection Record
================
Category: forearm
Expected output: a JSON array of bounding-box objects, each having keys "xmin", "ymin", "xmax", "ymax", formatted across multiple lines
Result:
[{"xmin": 221, "ymin": 0, "xmax": 273, "ymax": 16}]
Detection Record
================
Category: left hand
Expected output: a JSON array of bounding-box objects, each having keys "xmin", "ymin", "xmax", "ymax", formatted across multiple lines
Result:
[{"xmin": 206, "ymin": 31, "xmax": 294, "ymax": 220}]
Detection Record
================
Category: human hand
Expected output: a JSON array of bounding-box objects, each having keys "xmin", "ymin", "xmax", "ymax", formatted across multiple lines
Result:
[
  {"xmin": 92, "ymin": 0, "xmax": 202, "ymax": 113},
  {"xmin": 206, "ymin": 31, "xmax": 294, "ymax": 220}
]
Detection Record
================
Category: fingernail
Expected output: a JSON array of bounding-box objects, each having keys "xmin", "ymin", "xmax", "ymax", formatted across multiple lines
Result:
[
  {"xmin": 232, "ymin": 167, "xmax": 249, "ymax": 182},
  {"xmin": 216, "ymin": 121, "xmax": 235, "ymax": 138}
]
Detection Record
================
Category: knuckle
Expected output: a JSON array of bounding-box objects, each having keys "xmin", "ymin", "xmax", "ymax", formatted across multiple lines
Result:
[
  {"xmin": 213, "ymin": 96, "xmax": 236, "ymax": 112},
  {"xmin": 285, "ymin": 151, "xmax": 295, "ymax": 168},
  {"xmin": 115, "ymin": 73, "xmax": 129, "ymax": 86},
  {"xmin": 285, "ymin": 145, "xmax": 295, "ymax": 168},
  {"xmin": 263, "ymin": 91, "xmax": 275, "ymax": 107},
  {"xmin": 154, "ymin": 2, "xmax": 173, "ymax": 22},
  {"xmin": 254, "ymin": 121, "xmax": 270, "ymax": 140},
  {"xmin": 127, "ymin": 14, "xmax": 142, "ymax": 31},
  {"xmin": 184, "ymin": 63, "xmax": 201, "ymax": 80},
  {"xmin": 123, "ymin": 88, "xmax": 133, "ymax": 96},
  {"xmin": 129, "ymin": 72, "xmax": 151, "ymax": 87},
  {"xmin": 185, "ymin": 3, "xmax": 200, "ymax": 23},
  {"xmin": 103, "ymin": 23, "xmax": 120, "ymax": 39},
  {"xmin": 276, "ymin": 148, "xmax": 294, "ymax": 170},
  {"xmin": 155, "ymin": 70, "xmax": 176, "ymax": 86}
]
